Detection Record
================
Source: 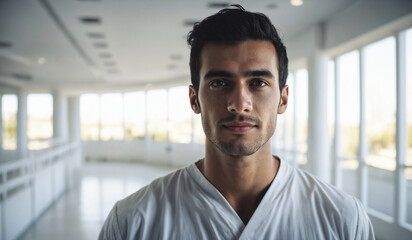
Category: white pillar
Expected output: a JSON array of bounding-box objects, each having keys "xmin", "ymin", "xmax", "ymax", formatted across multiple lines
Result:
[
  {"xmin": 306, "ymin": 24, "xmax": 331, "ymax": 183},
  {"xmin": 17, "ymin": 91, "xmax": 28, "ymax": 159},
  {"xmin": 68, "ymin": 95, "xmax": 81, "ymax": 143},
  {"xmin": 53, "ymin": 91, "xmax": 68, "ymax": 143}
]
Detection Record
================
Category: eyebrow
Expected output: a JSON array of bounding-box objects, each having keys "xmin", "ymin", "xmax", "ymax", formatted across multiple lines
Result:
[
  {"xmin": 244, "ymin": 70, "xmax": 274, "ymax": 79},
  {"xmin": 203, "ymin": 69, "xmax": 275, "ymax": 80},
  {"xmin": 203, "ymin": 70, "xmax": 235, "ymax": 80}
]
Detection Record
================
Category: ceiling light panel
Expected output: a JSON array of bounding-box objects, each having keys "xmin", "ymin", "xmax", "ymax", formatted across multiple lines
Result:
[
  {"xmin": 87, "ymin": 32, "xmax": 105, "ymax": 39},
  {"xmin": 80, "ymin": 17, "xmax": 101, "ymax": 24}
]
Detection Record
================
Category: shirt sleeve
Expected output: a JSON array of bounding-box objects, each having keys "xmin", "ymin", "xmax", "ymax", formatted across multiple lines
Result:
[
  {"xmin": 353, "ymin": 197, "xmax": 375, "ymax": 240},
  {"xmin": 98, "ymin": 203, "xmax": 124, "ymax": 240}
]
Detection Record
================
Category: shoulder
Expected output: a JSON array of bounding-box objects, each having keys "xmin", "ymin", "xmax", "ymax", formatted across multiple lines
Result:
[
  {"xmin": 99, "ymin": 166, "xmax": 192, "ymax": 240},
  {"xmin": 117, "ymin": 166, "xmax": 188, "ymax": 217},
  {"xmin": 282, "ymin": 163, "xmax": 374, "ymax": 238}
]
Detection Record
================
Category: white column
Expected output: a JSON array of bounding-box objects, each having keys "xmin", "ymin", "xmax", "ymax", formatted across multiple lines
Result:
[
  {"xmin": 67, "ymin": 95, "xmax": 82, "ymax": 188},
  {"xmin": 306, "ymin": 23, "xmax": 330, "ymax": 183},
  {"xmin": 68, "ymin": 95, "xmax": 81, "ymax": 143},
  {"xmin": 144, "ymin": 91, "xmax": 150, "ymax": 162},
  {"xmin": 307, "ymin": 52, "xmax": 330, "ymax": 183},
  {"xmin": 358, "ymin": 48, "xmax": 368, "ymax": 203},
  {"xmin": 17, "ymin": 91, "xmax": 28, "ymax": 159},
  {"xmin": 333, "ymin": 58, "xmax": 342, "ymax": 188},
  {"xmin": 53, "ymin": 91, "xmax": 68, "ymax": 143},
  {"xmin": 395, "ymin": 30, "xmax": 407, "ymax": 224}
]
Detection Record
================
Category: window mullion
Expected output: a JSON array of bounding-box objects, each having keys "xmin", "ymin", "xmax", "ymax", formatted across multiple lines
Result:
[
  {"xmin": 359, "ymin": 48, "xmax": 368, "ymax": 205},
  {"xmin": 395, "ymin": 30, "xmax": 407, "ymax": 225},
  {"xmin": 333, "ymin": 57, "xmax": 341, "ymax": 188}
]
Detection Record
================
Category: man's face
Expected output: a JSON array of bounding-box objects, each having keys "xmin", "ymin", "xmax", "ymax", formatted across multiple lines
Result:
[{"xmin": 190, "ymin": 40, "xmax": 288, "ymax": 157}]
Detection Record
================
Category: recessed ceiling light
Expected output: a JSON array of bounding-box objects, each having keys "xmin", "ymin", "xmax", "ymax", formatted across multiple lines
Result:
[
  {"xmin": 0, "ymin": 41, "xmax": 12, "ymax": 48},
  {"xmin": 207, "ymin": 2, "xmax": 230, "ymax": 8},
  {"xmin": 12, "ymin": 73, "xmax": 32, "ymax": 81},
  {"xmin": 183, "ymin": 19, "xmax": 199, "ymax": 27},
  {"xmin": 80, "ymin": 17, "xmax": 101, "ymax": 24},
  {"xmin": 91, "ymin": 68, "xmax": 101, "ymax": 78},
  {"xmin": 107, "ymin": 69, "xmax": 119, "ymax": 74},
  {"xmin": 87, "ymin": 32, "xmax": 105, "ymax": 39},
  {"xmin": 170, "ymin": 54, "xmax": 183, "ymax": 60},
  {"xmin": 104, "ymin": 61, "xmax": 116, "ymax": 67},
  {"xmin": 290, "ymin": 0, "xmax": 303, "ymax": 6},
  {"xmin": 37, "ymin": 57, "xmax": 46, "ymax": 65},
  {"xmin": 94, "ymin": 42, "xmax": 108, "ymax": 48}
]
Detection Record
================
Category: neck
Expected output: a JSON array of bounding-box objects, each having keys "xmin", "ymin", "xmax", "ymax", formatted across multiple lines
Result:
[{"xmin": 196, "ymin": 140, "xmax": 280, "ymax": 224}]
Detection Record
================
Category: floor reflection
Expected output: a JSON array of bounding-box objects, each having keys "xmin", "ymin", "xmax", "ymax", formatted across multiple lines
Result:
[{"xmin": 19, "ymin": 162, "xmax": 178, "ymax": 240}]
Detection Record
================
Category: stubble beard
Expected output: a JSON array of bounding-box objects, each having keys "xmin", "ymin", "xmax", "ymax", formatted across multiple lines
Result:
[{"xmin": 201, "ymin": 114, "xmax": 276, "ymax": 157}]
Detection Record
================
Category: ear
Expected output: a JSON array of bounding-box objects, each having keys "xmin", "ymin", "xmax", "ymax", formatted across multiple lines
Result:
[
  {"xmin": 277, "ymin": 85, "xmax": 288, "ymax": 114},
  {"xmin": 189, "ymin": 85, "xmax": 201, "ymax": 114}
]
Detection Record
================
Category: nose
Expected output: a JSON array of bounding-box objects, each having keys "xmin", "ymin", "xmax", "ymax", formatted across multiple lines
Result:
[{"xmin": 227, "ymin": 83, "xmax": 253, "ymax": 113}]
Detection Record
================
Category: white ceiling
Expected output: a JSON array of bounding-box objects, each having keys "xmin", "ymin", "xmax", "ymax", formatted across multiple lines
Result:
[{"xmin": 0, "ymin": 0, "xmax": 357, "ymax": 91}]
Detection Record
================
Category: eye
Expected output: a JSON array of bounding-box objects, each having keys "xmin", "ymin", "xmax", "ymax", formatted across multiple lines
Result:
[
  {"xmin": 210, "ymin": 80, "xmax": 228, "ymax": 88},
  {"xmin": 249, "ymin": 79, "xmax": 268, "ymax": 87}
]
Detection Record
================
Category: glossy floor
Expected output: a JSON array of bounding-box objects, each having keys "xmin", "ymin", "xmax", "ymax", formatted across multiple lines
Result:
[{"xmin": 19, "ymin": 162, "xmax": 179, "ymax": 240}]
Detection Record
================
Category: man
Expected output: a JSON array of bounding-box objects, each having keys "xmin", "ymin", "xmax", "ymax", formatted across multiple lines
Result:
[{"xmin": 99, "ymin": 5, "xmax": 374, "ymax": 239}]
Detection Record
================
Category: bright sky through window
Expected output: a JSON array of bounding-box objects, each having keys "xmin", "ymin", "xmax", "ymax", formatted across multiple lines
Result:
[{"xmin": 2, "ymin": 94, "xmax": 18, "ymax": 150}]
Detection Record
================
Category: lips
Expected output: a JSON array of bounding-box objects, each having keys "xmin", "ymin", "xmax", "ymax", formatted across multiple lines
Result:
[{"xmin": 222, "ymin": 121, "xmax": 256, "ymax": 133}]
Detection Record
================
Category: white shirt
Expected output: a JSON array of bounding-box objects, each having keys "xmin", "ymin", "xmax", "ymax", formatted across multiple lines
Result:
[{"xmin": 99, "ymin": 159, "xmax": 374, "ymax": 239}]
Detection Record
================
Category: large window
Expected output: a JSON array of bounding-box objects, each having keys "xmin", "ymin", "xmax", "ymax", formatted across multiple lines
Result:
[
  {"xmin": 405, "ymin": 28, "xmax": 412, "ymax": 225},
  {"xmin": 147, "ymin": 89, "xmax": 167, "ymax": 141},
  {"xmin": 337, "ymin": 50, "xmax": 360, "ymax": 197},
  {"xmin": 168, "ymin": 86, "xmax": 192, "ymax": 143},
  {"xmin": 124, "ymin": 92, "xmax": 146, "ymax": 140},
  {"xmin": 80, "ymin": 94, "xmax": 100, "ymax": 141},
  {"xmin": 2, "ymin": 94, "xmax": 17, "ymax": 150},
  {"xmin": 331, "ymin": 29, "xmax": 412, "ymax": 228},
  {"xmin": 27, "ymin": 94, "xmax": 53, "ymax": 150},
  {"xmin": 100, "ymin": 93, "xmax": 124, "ymax": 141},
  {"xmin": 193, "ymin": 114, "xmax": 205, "ymax": 144},
  {"xmin": 274, "ymin": 70, "xmax": 308, "ymax": 167},
  {"xmin": 295, "ymin": 69, "xmax": 308, "ymax": 166},
  {"xmin": 364, "ymin": 37, "xmax": 396, "ymax": 217}
]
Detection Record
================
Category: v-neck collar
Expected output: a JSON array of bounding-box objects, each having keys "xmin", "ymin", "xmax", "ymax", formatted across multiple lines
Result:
[{"xmin": 186, "ymin": 156, "xmax": 287, "ymax": 238}]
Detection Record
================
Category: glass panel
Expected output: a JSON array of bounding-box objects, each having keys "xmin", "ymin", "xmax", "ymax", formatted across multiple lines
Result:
[
  {"xmin": 364, "ymin": 37, "xmax": 396, "ymax": 171},
  {"xmin": 2, "ymin": 94, "xmax": 17, "ymax": 150},
  {"xmin": 275, "ymin": 113, "xmax": 284, "ymax": 150},
  {"xmin": 27, "ymin": 94, "xmax": 53, "ymax": 150},
  {"xmin": 337, "ymin": 51, "xmax": 360, "ymax": 161},
  {"xmin": 147, "ymin": 89, "xmax": 167, "ymax": 141},
  {"xmin": 100, "ymin": 93, "xmax": 124, "ymax": 141},
  {"xmin": 368, "ymin": 166, "xmax": 394, "ymax": 217},
  {"xmin": 406, "ymin": 28, "xmax": 412, "ymax": 167},
  {"xmin": 80, "ymin": 94, "xmax": 100, "ymax": 141},
  {"xmin": 168, "ymin": 86, "xmax": 192, "ymax": 143},
  {"xmin": 406, "ymin": 168, "xmax": 412, "ymax": 224},
  {"xmin": 193, "ymin": 113, "xmax": 205, "ymax": 144},
  {"xmin": 277, "ymin": 73, "xmax": 296, "ymax": 163},
  {"xmin": 341, "ymin": 168, "xmax": 359, "ymax": 198},
  {"xmin": 328, "ymin": 60, "xmax": 335, "ymax": 145},
  {"xmin": 406, "ymin": 28, "xmax": 412, "ymax": 225},
  {"xmin": 124, "ymin": 92, "xmax": 145, "ymax": 140},
  {"xmin": 295, "ymin": 69, "xmax": 308, "ymax": 166}
]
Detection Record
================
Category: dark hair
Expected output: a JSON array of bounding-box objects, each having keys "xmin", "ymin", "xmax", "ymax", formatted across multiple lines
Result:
[{"xmin": 187, "ymin": 4, "xmax": 288, "ymax": 93}]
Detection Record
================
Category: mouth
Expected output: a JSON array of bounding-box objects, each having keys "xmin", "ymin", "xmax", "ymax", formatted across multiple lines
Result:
[{"xmin": 222, "ymin": 121, "xmax": 256, "ymax": 133}]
